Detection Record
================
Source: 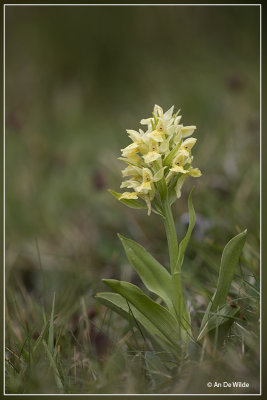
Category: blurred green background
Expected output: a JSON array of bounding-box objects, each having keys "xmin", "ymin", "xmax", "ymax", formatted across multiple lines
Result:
[{"xmin": 5, "ymin": 5, "xmax": 260, "ymax": 394}]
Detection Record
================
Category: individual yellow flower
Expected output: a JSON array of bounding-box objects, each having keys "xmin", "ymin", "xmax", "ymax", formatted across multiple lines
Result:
[
  {"xmin": 143, "ymin": 138, "xmax": 161, "ymax": 163},
  {"xmin": 126, "ymin": 129, "xmax": 149, "ymax": 154},
  {"xmin": 175, "ymin": 167, "xmax": 202, "ymax": 198},
  {"xmin": 119, "ymin": 154, "xmax": 143, "ymax": 166},
  {"xmin": 121, "ymin": 165, "xmax": 142, "ymax": 178},
  {"xmin": 141, "ymin": 105, "xmax": 178, "ymax": 137},
  {"xmin": 159, "ymin": 135, "xmax": 171, "ymax": 154},
  {"xmin": 147, "ymin": 126, "xmax": 165, "ymax": 142},
  {"xmin": 126, "ymin": 129, "xmax": 143, "ymax": 143},
  {"xmin": 181, "ymin": 125, "xmax": 196, "ymax": 138},
  {"xmin": 138, "ymin": 186, "xmax": 155, "ymax": 216},
  {"xmin": 170, "ymin": 154, "xmax": 188, "ymax": 174},
  {"xmin": 120, "ymin": 179, "xmax": 141, "ymax": 189},
  {"xmin": 119, "ymin": 192, "xmax": 138, "ymax": 200},
  {"xmin": 121, "ymin": 142, "xmax": 139, "ymax": 158},
  {"xmin": 136, "ymin": 168, "xmax": 154, "ymax": 194},
  {"xmin": 166, "ymin": 151, "xmax": 188, "ymax": 183},
  {"xmin": 180, "ymin": 137, "xmax": 197, "ymax": 156},
  {"xmin": 188, "ymin": 167, "xmax": 201, "ymax": 177}
]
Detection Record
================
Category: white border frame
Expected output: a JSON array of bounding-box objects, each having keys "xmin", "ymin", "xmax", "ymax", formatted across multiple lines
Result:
[{"xmin": 3, "ymin": 3, "xmax": 262, "ymax": 396}]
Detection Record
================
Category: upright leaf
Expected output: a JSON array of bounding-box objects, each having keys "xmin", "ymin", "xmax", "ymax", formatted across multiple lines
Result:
[
  {"xmin": 175, "ymin": 188, "xmax": 195, "ymax": 272},
  {"xmin": 118, "ymin": 235, "xmax": 174, "ymax": 313},
  {"xmin": 199, "ymin": 230, "xmax": 247, "ymax": 335},
  {"xmin": 102, "ymin": 279, "xmax": 180, "ymax": 347}
]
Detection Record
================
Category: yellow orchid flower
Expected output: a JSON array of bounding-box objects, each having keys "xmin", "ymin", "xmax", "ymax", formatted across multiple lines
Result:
[
  {"xmin": 147, "ymin": 125, "xmax": 165, "ymax": 142},
  {"xmin": 188, "ymin": 167, "xmax": 202, "ymax": 177},
  {"xmin": 165, "ymin": 150, "xmax": 189, "ymax": 183},
  {"xmin": 143, "ymin": 138, "xmax": 161, "ymax": 164},
  {"xmin": 141, "ymin": 105, "xmax": 178, "ymax": 137},
  {"xmin": 113, "ymin": 105, "xmax": 201, "ymax": 215},
  {"xmin": 119, "ymin": 154, "xmax": 143, "ymax": 166},
  {"xmin": 181, "ymin": 125, "xmax": 196, "ymax": 138},
  {"xmin": 119, "ymin": 192, "xmax": 139, "ymax": 200},
  {"xmin": 170, "ymin": 154, "xmax": 188, "ymax": 174},
  {"xmin": 126, "ymin": 129, "xmax": 149, "ymax": 154},
  {"xmin": 121, "ymin": 165, "xmax": 142, "ymax": 178},
  {"xmin": 126, "ymin": 129, "xmax": 143, "ymax": 143},
  {"xmin": 175, "ymin": 167, "xmax": 201, "ymax": 199},
  {"xmin": 136, "ymin": 168, "xmax": 154, "ymax": 194},
  {"xmin": 181, "ymin": 137, "xmax": 197, "ymax": 156},
  {"xmin": 120, "ymin": 178, "xmax": 141, "ymax": 189},
  {"xmin": 138, "ymin": 185, "xmax": 155, "ymax": 216},
  {"xmin": 121, "ymin": 142, "xmax": 139, "ymax": 158}
]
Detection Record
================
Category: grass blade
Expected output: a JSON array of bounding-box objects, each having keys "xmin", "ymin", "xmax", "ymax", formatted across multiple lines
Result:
[
  {"xmin": 48, "ymin": 292, "xmax": 56, "ymax": 354},
  {"xmin": 42, "ymin": 340, "xmax": 64, "ymax": 392}
]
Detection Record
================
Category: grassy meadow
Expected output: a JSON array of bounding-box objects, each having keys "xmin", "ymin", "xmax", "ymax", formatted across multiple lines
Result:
[{"xmin": 5, "ymin": 5, "xmax": 260, "ymax": 394}]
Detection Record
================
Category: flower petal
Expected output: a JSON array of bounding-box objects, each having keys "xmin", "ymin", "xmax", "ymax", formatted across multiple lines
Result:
[{"xmin": 181, "ymin": 126, "xmax": 196, "ymax": 138}]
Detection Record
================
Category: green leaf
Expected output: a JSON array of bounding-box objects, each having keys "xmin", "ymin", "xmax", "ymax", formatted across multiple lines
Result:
[
  {"xmin": 197, "ymin": 304, "xmax": 240, "ymax": 342},
  {"xmin": 199, "ymin": 230, "xmax": 247, "ymax": 335},
  {"xmin": 118, "ymin": 234, "xmax": 174, "ymax": 313},
  {"xmin": 175, "ymin": 188, "xmax": 195, "ymax": 272},
  {"xmin": 102, "ymin": 279, "xmax": 180, "ymax": 348},
  {"xmin": 108, "ymin": 189, "xmax": 147, "ymax": 210},
  {"xmin": 95, "ymin": 292, "xmax": 177, "ymax": 352}
]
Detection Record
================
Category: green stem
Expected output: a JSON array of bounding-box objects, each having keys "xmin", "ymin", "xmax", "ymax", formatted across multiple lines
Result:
[
  {"xmin": 161, "ymin": 192, "xmax": 192, "ymax": 340},
  {"xmin": 153, "ymin": 160, "xmax": 191, "ymax": 338},
  {"xmin": 162, "ymin": 198, "xmax": 178, "ymax": 275}
]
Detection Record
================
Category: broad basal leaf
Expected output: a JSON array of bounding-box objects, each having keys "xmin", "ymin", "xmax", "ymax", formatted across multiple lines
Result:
[
  {"xmin": 95, "ymin": 292, "xmax": 177, "ymax": 352},
  {"xmin": 102, "ymin": 279, "xmax": 180, "ymax": 347},
  {"xmin": 118, "ymin": 235, "xmax": 174, "ymax": 313}
]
